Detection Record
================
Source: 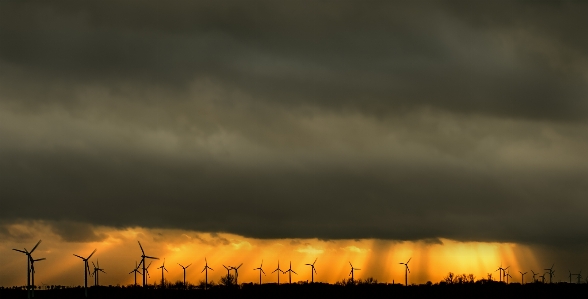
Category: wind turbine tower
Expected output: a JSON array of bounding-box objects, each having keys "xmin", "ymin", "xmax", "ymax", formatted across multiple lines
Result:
[
  {"xmin": 284, "ymin": 261, "xmax": 297, "ymax": 284},
  {"xmin": 91, "ymin": 260, "xmax": 106, "ymax": 286},
  {"xmin": 201, "ymin": 258, "xmax": 213, "ymax": 290},
  {"xmin": 349, "ymin": 262, "xmax": 360, "ymax": 283},
  {"xmin": 495, "ymin": 264, "xmax": 506, "ymax": 282},
  {"xmin": 272, "ymin": 261, "xmax": 285, "ymax": 285},
  {"xmin": 29, "ymin": 256, "xmax": 45, "ymax": 298},
  {"xmin": 129, "ymin": 261, "xmax": 142, "ymax": 286},
  {"xmin": 157, "ymin": 259, "xmax": 169, "ymax": 288},
  {"xmin": 178, "ymin": 263, "xmax": 191, "ymax": 289},
  {"xmin": 73, "ymin": 249, "xmax": 97, "ymax": 298},
  {"xmin": 399, "ymin": 258, "xmax": 411, "ymax": 286},
  {"xmin": 254, "ymin": 260, "xmax": 266, "ymax": 285},
  {"xmin": 137, "ymin": 241, "xmax": 159, "ymax": 287},
  {"xmin": 519, "ymin": 271, "xmax": 527, "ymax": 284},
  {"xmin": 544, "ymin": 264, "xmax": 555, "ymax": 284},
  {"xmin": 305, "ymin": 258, "xmax": 318, "ymax": 283},
  {"xmin": 12, "ymin": 239, "xmax": 42, "ymax": 299},
  {"xmin": 232, "ymin": 263, "xmax": 243, "ymax": 286}
]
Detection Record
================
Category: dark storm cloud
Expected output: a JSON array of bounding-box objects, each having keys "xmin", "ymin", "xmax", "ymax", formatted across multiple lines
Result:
[{"xmin": 1, "ymin": 1, "xmax": 588, "ymax": 248}]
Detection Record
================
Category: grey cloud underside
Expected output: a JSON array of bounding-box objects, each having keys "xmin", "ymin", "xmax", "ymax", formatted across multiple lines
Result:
[{"xmin": 1, "ymin": 1, "xmax": 588, "ymax": 246}]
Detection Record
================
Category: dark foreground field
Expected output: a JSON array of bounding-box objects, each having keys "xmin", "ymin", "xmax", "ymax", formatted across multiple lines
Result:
[{"xmin": 1, "ymin": 282, "xmax": 586, "ymax": 299}]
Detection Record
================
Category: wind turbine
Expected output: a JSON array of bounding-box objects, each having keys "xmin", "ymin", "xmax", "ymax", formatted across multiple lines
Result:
[
  {"xmin": 399, "ymin": 258, "xmax": 411, "ymax": 286},
  {"xmin": 73, "ymin": 249, "xmax": 96, "ymax": 298},
  {"xmin": 178, "ymin": 263, "xmax": 191, "ymax": 289},
  {"xmin": 29, "ymin": 256, "xmax": 45, "ymax": 298},
  {"xmin": 12, "ymin": 239, "xmax": 42, "ymax": 299},
  {"xmin": 129, "ymin": 261, "xmax": 142, "ymax": 286},
  {"xmin": 531, "ymin": 270, "xmax": 538, "ymax": 282},
  {"xmin": 223, "ymin": 264, "xmax": 232, "ymax": 285},
  {"xmin": 577, "ymin": 271, "xmax": 583, "ymax": 284},
  {"xmin": 544, "ymin": 264, "xmax": 555, "ymax": 283},
  {"xmin": 305, "ymin": 258, "xmax": 318, "ymax": 283},
  {"xmin": 504, "ymin": 269, "xmax": 512, "ymax": 284},
  {"xmin": 201, "ymin": 258, "xmax": 213, "ymax": 290},
  {"xmin": 569, "ymin": 270, "xmax": 573, "ymax": 283},
  {"xmin": 349, "ymin": 262, "xmax": 360, "ymax": 283},
  {"xmin": 495, "ymin": 263, "xmax": 506, "ymax": 282},
  {"xmin": 144, "ymin": 262, "xmax": 153, "ymax": 285},
  {"xmin": 91, "ymin": 260, "xmax": 106, "ymax": 286},
  {"xmin": 284, "ymin": 261, "xmax": 297, "ymax": 284},
  {"xmin": 253, "ymin": 260, "xmax": 266, "ymax": 284},
  {"xmin": 232, "ymin": 263, "xmax": 243, "ymax": 286},
  {"xmin": 519, "ymin": 271, "xmax": 527, "ymax": 284},
  {"xmin": 157, "ymin": 259, "xmax": 169, "ymax": 288},
  {"xmin": 137, "ymin": 241, "xmax": 159, "ymax": 287},
  {"xmin": 272, "ymin": 261, "xmax": 285, "ymax": 285}
]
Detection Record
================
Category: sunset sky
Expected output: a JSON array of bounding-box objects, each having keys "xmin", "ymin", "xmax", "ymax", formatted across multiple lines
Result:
[{"xmin": 2, "ymin": 1, "xmax": 588, "ymax": 287}]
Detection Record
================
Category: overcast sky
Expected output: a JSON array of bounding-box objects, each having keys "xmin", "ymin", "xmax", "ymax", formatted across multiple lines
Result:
[{"xmin": 2, "ymin": 1, "xmax": 588, "ymax": 253}]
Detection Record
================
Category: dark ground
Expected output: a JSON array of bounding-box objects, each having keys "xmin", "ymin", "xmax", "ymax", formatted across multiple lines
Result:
[{"xmin": 1, "ymin": 282, "xmax": 586, "ymax": 299}]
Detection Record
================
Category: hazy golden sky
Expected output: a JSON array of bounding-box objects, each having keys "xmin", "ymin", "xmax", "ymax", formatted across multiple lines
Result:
[{"xmin": 1, "ymin": 222, "xmax": 545, "ymax": 287}]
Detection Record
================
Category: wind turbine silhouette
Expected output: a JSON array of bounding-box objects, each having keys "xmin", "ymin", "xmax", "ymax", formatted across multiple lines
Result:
[
  {"xmin": 272, "ymin": 261, "xmax": 285, "ymax": 285},
  {"xmin": 284, "ymin": 261, "xmax": 297, "ymax": 284},
  {"xmin": 569, "ymin": 270, "xmax": 573, "ymax": 283},
  {"xmin": 137, "ymin": 241, "xmax": 158, "ymax": 287},
  {"xmin": 223, "ymin": 264, "xmax": 232, "ymax": 284},
  {"xmin": 178, "ymin": 263, "xmax": 191, "ymax": 289},
  {"xmin": 253, "ymin": 260, "xmax": 266, "ymax": 284},
  {"xmin": 144, "ymin": 262, "xmax": 153, "ymax": 285},
  {"xmin": 349, "ymin": 262, "xmax": 360, "ymax": 283},
  {"xmin": 495, "ymin": 263, "xmax": 506, "ymax": 282},
  {"xmin": 201, "ymin": 258, "xmax": 213, "ymax": 290},
  {"xmin": 545, "ymin": 264, "xmax": 555, "ymax": 283},
  {"xmin": 399, "ymin": 258, "xmax": 411, "ymax": 286},
  {"xmin": 157, "ymin": 259, "xmax": 169, "ymax": 287},
  {"xmin": 73, "ymin": 249, "xmax": 96, "ymax": 298},
  {"xmin": 29, "ymin": 256, "xmax": 45, "ymax": 298},
  {"xmin": 504, "ymin": 269, "xmax": 512, "ymax": 284},
  {"xmin": 531, "ymin": 270, "xmax": 538, "ymax": 282},
  {"xmin": 305, "ymin": 258, "xmax": 318, "ymax": 283},
  {"xmin": 232, "ymin": 263, "xmax": 243, "ymax": 286},
  {"xmin": 576, "ymin": 271, "xmax": 582, "ymax": 284},
  {"xmin": 91, "ymin": 260, "xmax": 106, "ymax": 286},
  {"xmin": 519, "ymin": 271, "xmax": 527, "ymax": 284},
  {"xmin": 129, "ymin": 261, "xmax": 142, "ymax": 286},
  {"xmin": 12, "ymin": 239, "xmax": 42, "ymax": 299}
]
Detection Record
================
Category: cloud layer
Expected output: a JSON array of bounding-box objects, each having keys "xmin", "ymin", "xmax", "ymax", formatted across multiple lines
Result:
[{"xmin": 1, "ymin": 1, "xmax": 588, "ymax": 248}]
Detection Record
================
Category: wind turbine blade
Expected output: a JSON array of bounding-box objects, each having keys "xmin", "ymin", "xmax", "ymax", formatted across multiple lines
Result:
[
  {"xmin": 138, "ymin": 241, "xmax": 145, "ymax": 255},
  {"xmin": 165, "ymin": 268, "xmax": 168, "ymax": 273},
  {"xmin": 87, "ymin": 249, "xmax": 97, "ymax": 259},
  {"xmin": 30, "ymin": 240, "xmax": 42, "ymax": 253},
  {"xmin": 407, "ymin": 257, "xmax": 411, "ymax": 264},
  {"xmin": 13, "ymin": 249, "xmax": 27, "ymax": 254},
  {"xmin": 237, "ymin": 263, "xmax": 243, "ymax": 269},
  {"xmin": 92, "ymin": 262, "xmax": 96, "ymax": 268},
  {"xmin": 73, "ymin": 254, "xmax": 85, "ymax": 259},
  {"xmin": 145, "ymin": 256, "xmax": 159, "ymax": 259},
  {"xmin": 33, "ymin": 258, "xmax": 46, "ymax": 262},
  {"xmin": 313, "ymin": 258, "xmax": 317, "ymax": 265},
  {"xmin": 187, "ymin": 264, "xmax": 191, "ymax": 268},
  {"xmin": 349, "ymin": 261, "xmax": 352, "ymax": 267},
  {"xmin": 201, "ymin": 268, "xmax": 206, "ymax": 273}
]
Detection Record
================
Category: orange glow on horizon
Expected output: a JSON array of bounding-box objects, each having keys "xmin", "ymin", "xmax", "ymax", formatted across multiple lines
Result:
[{"xmin": 0, "ymin": 223, "xmax": 541, "ymax": 287}]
